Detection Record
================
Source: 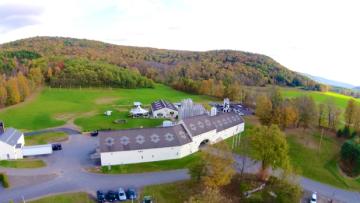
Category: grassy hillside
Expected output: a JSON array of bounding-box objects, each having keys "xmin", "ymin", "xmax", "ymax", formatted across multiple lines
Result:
[
  {"xmin": 282, "ymin": 88, "xmax": 360, "ymax": 109},
  {"xmin": 0, "ymin": 84, "xmax": 213, "ymax": 131}
]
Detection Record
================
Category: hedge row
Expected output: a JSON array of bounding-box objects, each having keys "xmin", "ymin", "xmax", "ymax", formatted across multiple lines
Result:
[{"xmin": 0, "ymin": 173, "xmax": 10, "ymax": 188}]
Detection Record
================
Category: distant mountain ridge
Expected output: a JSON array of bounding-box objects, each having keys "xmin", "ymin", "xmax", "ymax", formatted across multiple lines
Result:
[{"xmin": 303, "ymin": 73, "xmax": 355, "ymax": 89}]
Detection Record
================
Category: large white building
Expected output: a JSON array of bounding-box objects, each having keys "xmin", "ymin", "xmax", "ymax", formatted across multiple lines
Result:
[
  {"xmin": 99, "ymin": 112, "xmax": 244, "ymax": 166},
  {"xmin": 0, "ymin": 126, "xmax": 25, "ymax": 160}
]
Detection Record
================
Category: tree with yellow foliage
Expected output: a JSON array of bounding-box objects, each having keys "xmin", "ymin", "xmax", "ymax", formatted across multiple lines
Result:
[
  {"xmin": 256, "ymin": 95, "xmax": 273, "ymax": 126},
  {"xmin": 16, "ymin": 72, "xmax": 30, "ymax": 101},
  {"xmin": 6, "ymin": 77, "xmax": 21, "ymax": 105},
  {"xmin": 201, "ymin": 142, "xmax": 235, "ymax": 188}
]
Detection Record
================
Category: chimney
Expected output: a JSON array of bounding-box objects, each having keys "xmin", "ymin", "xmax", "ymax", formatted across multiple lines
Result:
[{"xmin": 0, "ymin": 121, "xmax": 4, "ymax": 134}]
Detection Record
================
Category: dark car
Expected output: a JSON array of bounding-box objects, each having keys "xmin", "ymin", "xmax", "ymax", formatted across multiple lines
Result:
[
  {"xmin": 126, "ymin": 188, "xmax": 137, "ymax": 200},
  {"xmin": 52, "ymin": 143, "xmax": 62, "ymax": 151},
  {"xmin": 106, "ymin": 190, "xmax": 119, "ymax": 202},
  {"xmin": 90, "ymin": 130, "xmax": 99, "ymax": 137},
  {"xmin": 96, "ymin": 190, "xmax": 106, "ymax": 203}
]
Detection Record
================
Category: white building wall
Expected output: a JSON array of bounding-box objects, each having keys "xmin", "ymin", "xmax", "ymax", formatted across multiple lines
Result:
[
  {"xmin": 152, "ymin": 108, "xmax": 178, "ymax": 119},
  {"xmin": 101, "ymin": 145, "xmax": 184, "ymax": 165},
  {"xmin": 0, "ymin": 134, "xmax": 24, "ymax": 160},
  {"xmin": 216, "ymin": 123, "xmax": 245, "ymax": 141},
  {"xmin": 0, "ymin": 142, "xmax": 13, "ymax": 160}
]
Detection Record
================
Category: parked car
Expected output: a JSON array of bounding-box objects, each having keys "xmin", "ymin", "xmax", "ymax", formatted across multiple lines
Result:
[
  {"xmin": 52, "ymin": 143, "xmax": 62, "ymax": 151},
  {"xmin": 96, "ymin": 190, "xmax": 106, "ymax": 203},
  {"xmin": 106, "ymin": 190, "xmax": 118, "ymax": 202},
  {"xmin": 118, "ymin": 187, "xmax": 127, "ymax": 201},
  {"xmin": 90, "ymin": 130, "xmax": 99, "ymax": 137},
  {"xmin": 142, "ymin": 196, "xmax": 153, "ymax": 203},
  {"xmin": 310, "ymin": 192, "xmax": 317, "ymax": 203},
  {"xmin": 126, "ymin": 188, "xmax": 137, "ymax": 200}
]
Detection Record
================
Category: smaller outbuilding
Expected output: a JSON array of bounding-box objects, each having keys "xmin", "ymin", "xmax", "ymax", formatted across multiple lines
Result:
[
  {"xmin": 22, "ymin": 144, "xmax": 53, "ymax": 157},
  {"xmin": 151, "ymin": 99, "xmax": 178, "ymax": 119},
  {"xmin": 0, "ymin": 122, "xmax": 24, "ymax": 160},
  {"xmin": 104, "ymin": 110, "xmax": 113, "ymax": 116}
]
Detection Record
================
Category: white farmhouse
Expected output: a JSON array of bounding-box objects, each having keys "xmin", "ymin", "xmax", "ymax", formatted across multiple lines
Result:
[
  {"xmin": 151, "ymin": 99, "xmax": 178, "ymax": 119},
  {"xmin": 0, "ymin": 126, "xmax": 24, "ymax": 160},
  {"xmin": 99, "ymin": 112, "xmax": 244, "ymax": 166}
]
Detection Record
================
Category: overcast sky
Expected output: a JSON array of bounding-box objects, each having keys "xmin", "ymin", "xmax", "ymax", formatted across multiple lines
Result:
[{"xmin": 0, "ymin": 0, "xmax": 359, "ymax": 86}]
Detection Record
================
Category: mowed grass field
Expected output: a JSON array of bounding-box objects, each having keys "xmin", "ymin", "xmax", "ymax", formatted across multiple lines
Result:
[
  {"xmin": 282, "ymin": 88, "xmax": 360, "ymax": 110},
  {"xmin": 0, "ymin": 159, "xmax": 46, "ymax": 168},
  {"xmin": 25, "ymin": 132, "xmax": 69, "ymax": 145},
  {"xmin": 0, "ymin": 84, "xmax": 213, "ymax": 131}
]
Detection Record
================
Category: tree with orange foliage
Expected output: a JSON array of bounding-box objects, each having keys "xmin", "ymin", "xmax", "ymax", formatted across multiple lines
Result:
[
  {"xmin": 16, "ymin": 72, "xmax": 30, "ymax": 101},
  {"xmin": 0, "ymin": 75, "xmax": 7, "ymax": 107},
  {"xmin": 6, "ymin": 77, "xmax": 21, "ymax": 105}
]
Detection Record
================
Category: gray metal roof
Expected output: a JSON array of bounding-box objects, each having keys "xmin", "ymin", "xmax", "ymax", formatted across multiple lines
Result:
[
  {"xmin": 182, "ymin": 115, "xmax": 216, "ymax": 136},
  {"xmin": 99, "ymin": 124, "xmax": 192, "ymax": 153},
  {"xmin": 208, "ymin": 112, "xmax": 244, "ymax": 132},
  {"xmin": 151, "ymin": 99, "xmax": 178, "ymax": 112},
  {"xmin": 182, "ymin": 112, "xmax": 244, "ymax": 137},
  {"xmin": 99, "ymin": 112, "xmax": 244, "ymax": 153},
  {"xmin": 0, "ymin": 128, "xmax": 23, "ymax": 146}
]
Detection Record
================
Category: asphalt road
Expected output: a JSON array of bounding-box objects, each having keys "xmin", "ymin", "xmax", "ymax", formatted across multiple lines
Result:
[
  {"xmin": 1, "ymin": 130, "xmax": 360, "ymax": 203},
  {"xmin": 0, "ymin": 133, "xmax": 189, "ymax": 203}
]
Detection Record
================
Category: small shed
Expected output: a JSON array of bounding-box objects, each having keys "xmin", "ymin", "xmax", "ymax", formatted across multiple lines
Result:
[{"xmin": 22, "ymin": 144, "xmax": 53, "ymax": 156}]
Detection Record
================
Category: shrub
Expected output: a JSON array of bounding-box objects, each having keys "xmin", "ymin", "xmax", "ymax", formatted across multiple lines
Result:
[
  {"xmin": 343, "ymin": 126, "xmax": 351, "ymax": 137},
  {"xmin": 0, "ymin": 173, "xmax": 10, "ymax": 188},
  {"xmin": 337, "ymin": 129, "xmax": 343, "ymax": 137}
]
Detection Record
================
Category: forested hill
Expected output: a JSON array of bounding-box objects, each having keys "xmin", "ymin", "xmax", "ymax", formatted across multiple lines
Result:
[{"xmin": 0, "ymin": 37, "xmax": 322, "ymax": 91}]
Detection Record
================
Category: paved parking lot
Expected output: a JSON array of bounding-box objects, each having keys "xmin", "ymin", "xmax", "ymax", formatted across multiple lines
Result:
[{"xmin": 0, "ymin": 133, "xmax": 189, "ymax": 203}]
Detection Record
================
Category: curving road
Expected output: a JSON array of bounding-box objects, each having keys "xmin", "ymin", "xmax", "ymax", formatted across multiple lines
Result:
[
  {"xmin": 1, "ymin": 130, "xmax": 360, "ymax": 203},
  {"xmin": 0, "ymin": 133, "xmax": 189, "ymax": 203}
]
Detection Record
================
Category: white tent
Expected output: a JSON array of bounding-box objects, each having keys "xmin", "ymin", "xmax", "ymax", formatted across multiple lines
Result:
[
  {"xmin": 104, "ymin": 110, "xmax": 112, "ymax": 116},
  {"xmin": 130, "ymin": 106, "xmax": 149, "ymax": 116}
]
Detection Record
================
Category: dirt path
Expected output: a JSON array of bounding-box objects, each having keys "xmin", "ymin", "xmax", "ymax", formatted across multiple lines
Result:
[{"xmin": 0, "ymin": 87, "xmax": 44, "ymax": 113}]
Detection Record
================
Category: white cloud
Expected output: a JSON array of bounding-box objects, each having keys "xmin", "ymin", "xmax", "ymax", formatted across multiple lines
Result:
[{"xmin": 0, "ymin": 0, "xmax": 359, "ymax": 85}]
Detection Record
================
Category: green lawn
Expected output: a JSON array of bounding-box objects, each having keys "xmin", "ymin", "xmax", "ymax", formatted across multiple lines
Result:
[
  {"xmin": 141, "ymin": 181, "xmax": 196, "ymax": 203},
  {"xmin": 281, "ymin": 88, "xmax": 360, "ymax": 110},
  {"xmin": 74, "ymin": 110, "xmax": 164, "ymax": 132},
  {"xmin": 0, "ymin": 159, "xmax": 46, "ymax": 168},
  {"xmin": 0, "ymin": 84, "xmax": 213, "ymax": 131},
  {"xmin": 28, "ymin": 192, "xmax": 95, "ymax": 203},
  {"xmin": 101, "ymin": 153, "xmax": 201, "ymax": 174},
  {"xmin": 25, "ymin": 132, "xmax": 68, "ymax": 145},
  {"xmin": 287, "ymin": 132, "xmax": 360, "ymax": 190}
]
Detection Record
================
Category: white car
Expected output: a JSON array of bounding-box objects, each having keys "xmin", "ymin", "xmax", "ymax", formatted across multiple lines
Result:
[
  {"xmin": 118, "ymin": 187, "xmax": 127, "ymax": 201},
  {"xmin": 310, "ymin": 192, "xmax": 317, "ymax": 203}
]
